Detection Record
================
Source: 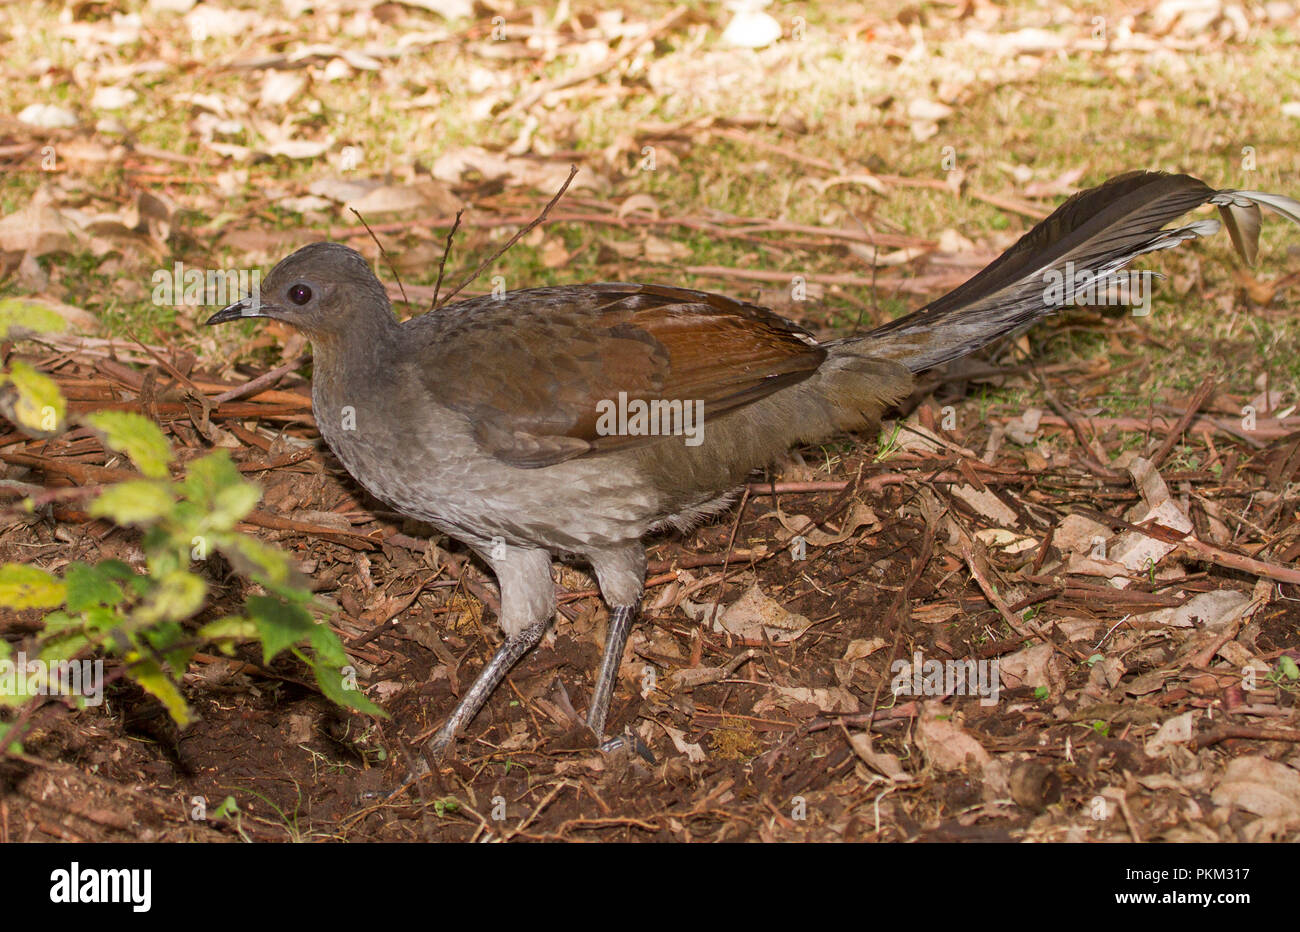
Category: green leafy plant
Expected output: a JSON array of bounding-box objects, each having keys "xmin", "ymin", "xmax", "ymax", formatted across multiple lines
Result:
[
  {"xmin": 0, "ymin": 321, "xmax": 379, "ymax": 753},
  {"xmin": 874, "ymin": 421, "xmax": 904, "ymax": 461},
  {"xmin": 0, "ymin": 299, "xmax": 70, "ymax": 438}
]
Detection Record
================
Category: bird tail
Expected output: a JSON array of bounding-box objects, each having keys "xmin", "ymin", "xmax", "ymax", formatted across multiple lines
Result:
[{"xmin": 852, "ymin": 171, "xmax": 1300, "ymax": 373}]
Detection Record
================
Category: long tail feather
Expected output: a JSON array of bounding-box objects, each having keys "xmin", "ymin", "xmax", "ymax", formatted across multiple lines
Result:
[{"xmin": 858, "ymin": 171, "xmax": 1300, "ymax": 373}]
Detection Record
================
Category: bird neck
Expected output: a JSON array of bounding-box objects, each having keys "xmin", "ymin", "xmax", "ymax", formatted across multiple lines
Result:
[{"xmin": 307, "ymin": 310, "xmax": 402, "ymax": 383}]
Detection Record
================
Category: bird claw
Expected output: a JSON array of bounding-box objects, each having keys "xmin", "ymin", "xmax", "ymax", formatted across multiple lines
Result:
[{"xmin": 597, "ymin": 728, "xmax": 657, "ymax": 764}]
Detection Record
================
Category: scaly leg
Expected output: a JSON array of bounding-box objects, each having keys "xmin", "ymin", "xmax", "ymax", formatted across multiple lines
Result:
[
  {"xmin": 421, "ymin": 545, "xmax": 555, "ymax": 766},
  {"xmin": 586, "ymin": 601, "xmax": 639, "ymax": 741},
  {"xmin": 424, "ymin": 620, "xmax": 547, "ymax": 760},
  {"xmin": 585, "ymin": 544, "xmax": 647, "ymax": 744}
]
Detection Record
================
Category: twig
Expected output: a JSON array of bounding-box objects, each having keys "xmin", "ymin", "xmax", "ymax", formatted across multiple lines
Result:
[
  {"xmin": 746, "ymin": 480, "xmax": 850, "ymax": 494},
  {"xmin": 708, "ymin": 487, "xmax": 752, "ymax": 627},
  {"xmin": 329, "ymin": 210, "xmax": 933, "ymax": 250},
  {"xmin": 679, "ymin": 265, "xmax": 925, "ymax": 287},
  {"xmin": 1134, "ymin": 520, "xmax": 1300, "ymax": 585},
  {"xmin": 1034, "ymin": 375, "xmax": 1122, "ymax": 478},
  {"xmin": 0, "ymin": 482, "xmax": 102, "ymax": 515},
  {"xmin": 963, "ymin": 542, "xmax": 1081, "ymax": 661},
  {"xmin": 1148, "ymin": 375, "xmax": 1216, "ymax": 469},
  {"xmin": 507, "ymin": 779, "xmax": 572, "ymax": 838},
  {"xmin": 350, "ymin": 207, "xmax": 409, "ymax": 309},
  {"xmin": 212, "ymin": 357, "xmax": 307, "ymax": 404},
  {"xmin": 1176, "ymin": 536, "xmax": 1300, "ymax": 585},
  {"xmin": 436, "ymin": 165, "xmax": 580, "ymax": 308},
  {"xmin": 428, "ymin": 208, "xmax": 465, "ymax": 312},
  {"xmin": 1192, "ymin": 724, "xmax": 1300, "ymax": 749},
  {"xmin": 1006, "ymin": 412, "xmax": 1289, "ymax": 445}
]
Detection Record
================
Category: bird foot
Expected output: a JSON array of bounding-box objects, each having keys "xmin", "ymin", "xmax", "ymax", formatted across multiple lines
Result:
[{"xmin": 595, "ymin": 727, "xmax": 656, "ymax": 764}]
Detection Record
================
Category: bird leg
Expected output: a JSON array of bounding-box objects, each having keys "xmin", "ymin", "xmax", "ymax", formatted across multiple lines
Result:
[
  {"xmin": 584, "ymin": 544, "xmax": 647, "ymax": 743},
  {"xmin": 586, "ymin": 601, "xmax": 639, "ymax": 741},
  {"xmin": 424, "ymin": 619, "xmax": 548, "ymax": 760},
  {"xmin": 422, "ymin": 545, "xmax": 555, "ymax": 764}
]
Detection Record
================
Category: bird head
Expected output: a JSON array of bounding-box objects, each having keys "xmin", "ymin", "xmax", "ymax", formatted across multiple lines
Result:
[{"xmin": 205, "ymin": 242, "xmax": 395, "ymax": 342}]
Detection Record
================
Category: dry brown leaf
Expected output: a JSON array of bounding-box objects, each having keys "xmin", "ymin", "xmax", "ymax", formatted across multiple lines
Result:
[
  {"xmin": 1000, "ymin": 643, "xmax": 1060, "ymax": 694},
  {"xmin": 681, "ymin": 583, "xmax": 811, "ymax": 643},
  {"xmin": 658, "ymin": 722, "xmax": 707, "ymax": 763},
  {"xmin": 757, "ymin": 685, "xmax": 859, "ymax": 714},
  {"xmin": 0, "ymin": 191, "xmax": 80, "ymax": 256},
  {"xmin": 766, "ymin": 500, "xmax": 880, "ymax": 546},
  {"xmin": 1145, "ymin": 710, "xmax": 1195, "ymax": 756},
  {"xmin": 1136, "ymin": 589, "xmax": 1252, "ymax": 630},
  {"xmin": 849, "ymin": 731, "xmax": 910, "ymax": 781},
  {"xmin": 974, "ymin": 527, "xmax": 1036, "ymax": 554},
  {"xmin": 917, "ymin": 705, "xmax": 991, "ymax": 772},
  {"xmin": 1108, "ymin": 457, "xmax": 1194, "ymax": 588},
  {"xmin": 1054, "ymin": 513, "xmax": 1112, "ymax": 553},
  {"xmin": 1212, "ymin": 756, "xmax": 1300, "ymax": 819},
  {"xmin": 952, "ymin": 484, "xmax": 1018, "ymax": 525}
]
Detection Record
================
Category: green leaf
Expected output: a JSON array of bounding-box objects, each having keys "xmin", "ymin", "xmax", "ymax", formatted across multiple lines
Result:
[
  {"xmin": 64, "ymin": 562, "xmax": 126, "ymax": 613},
  {"xmin": 309, "ymin": 623, "xmax": 349, "ymax": 670},
  {"xmin": 89, "ymin": 480, "xmax": 176, "ymax": 526},
  {"xmin": 144, "ymin": 620, "xmax": 194, "ymax": 672},
  {"xmin": 38, "ymin": 633, "xmax": 91, "ymax": 664},
  {"xmin": 309, "ymin": 656, "xmax": 383, "ymax": 716},
  {"xmin": 200, "ymin": 616, "xmax": 258, "ymax": 642},
  {"xmin": 247, "ymin": 595, "xmax": 316, "ymax": 663},
  {"xmin": 211, "ymin": 482, "xmax": 261, "ymax": 531},
  {"xmin": 81, "ymin": 606, "xmax": 118, "ymax": 632},
  {"xmin": 216, "ymin": 534, "xmax": 310, "ymax": 597},
  {"xmin": 180, "ymin": 453, "xmax": 261, "ymax": 531},
  {"xmin": 0, "ymin": 563, "xmax": 66, "ymax": 609},
  {"xmin": 200, "ymin": 615, "xmax": 256, "ymax": 655},
  {"xmin": 1, "ymin": 361, "xmax": 67, "ymax": 436},
  {"xmin": 126, "ymin": 652, "xmax": 191, "ymax": 726},
  {"xmin": 95, "ymin": 559, "xmax": 148, "ymax": 597},
  {"xmin": 0, "ymin": 298, "xmax": 69, "ymax": 340},
  {"xmin": 133, "ymin": 570, "xmax": 206, "ymax": 625},
  {"xmin": 39, "ymin": 609, "xmax": 81, "ymax": 631},
  {"xmin": 1279, "ymin": 655, "xmax": 1300, "ymax": 681},
  {"xmin": 84, "ymin": 410, "xmax": 173, "ymax": 479},
  {"xmin": 211, "ymin": 796, "xmax": 240, "ymax": 819}
]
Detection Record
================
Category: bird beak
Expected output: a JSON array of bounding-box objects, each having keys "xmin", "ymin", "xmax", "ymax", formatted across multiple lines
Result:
[{"xmin": 205, "ymin": 297, "xmax": 277, "ymax": 325}]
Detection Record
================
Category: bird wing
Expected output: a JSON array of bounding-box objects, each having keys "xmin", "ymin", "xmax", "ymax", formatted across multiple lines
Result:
[{"xmin": 414, "ymin": 282, "xmax": 827, "ymax": 467}]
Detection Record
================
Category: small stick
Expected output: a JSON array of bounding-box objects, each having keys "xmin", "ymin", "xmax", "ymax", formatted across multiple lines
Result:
[
  {"xmin": 436, "ymin": 165, "xmax": 579, "ymax": 309},
  {"xmin": 1032, "ymin": 372, "xmax": 1122, "ymax": 478},
  {"xmin": 746, "ymin": 480, "xmax": 850, "ymax": 494},
  {"xmin": 708, "ymin": 486, "xmax": 752, "ymax": 627},
  {"xmin": 350, "ymin": 207, "xmax": 410, "ymax": 309},
  {"xmin": 963, "ymin": 542, "xmax": 1080, "ymax": 661},
  {"xmin": 428, "ymin": 208, "xmax": 465, "ymax": 312},
  {"xmin": 212, "ymin": 357, "xmax": 307, "ymax": 404},
  {"xmin": 1192, "ymin": 724, "xmax": 1300, "ymax": 749},
  {"xmin": 1176, "ymin": 536, "xmax": 1300, "ymax": 585},
  {"xmin": 1132, "ymin": 520, "xmax": 1300, "ymax": 585},
  {"xmin": 1148, "ymin": 375, "xmax": 1216, "ymax": 469}
]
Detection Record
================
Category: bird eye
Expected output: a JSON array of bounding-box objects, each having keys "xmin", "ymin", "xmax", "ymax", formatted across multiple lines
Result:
[{"xmin": 288, "ymin": 283, "xmax": 312, "ymax": 305}]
